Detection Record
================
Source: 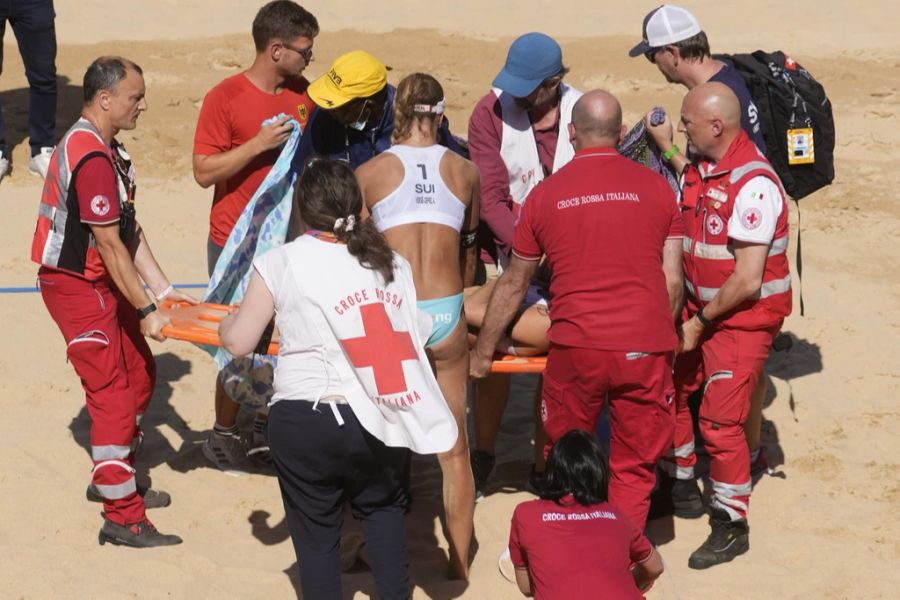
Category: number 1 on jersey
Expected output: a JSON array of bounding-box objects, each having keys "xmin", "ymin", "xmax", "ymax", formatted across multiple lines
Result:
[{"xmin": 417, "ymin": 163, "xmax": 427, "ymax": 179}]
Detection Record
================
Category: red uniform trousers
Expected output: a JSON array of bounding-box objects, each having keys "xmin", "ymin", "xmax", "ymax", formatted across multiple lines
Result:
[
  {"xmin": 38, "ymin": 267, "xmax": 155, "ymax": 525},
  {"xmin": 540, "ymin": 344, "xmax": 675, "ymax": 531},
  {"xmin": 671, "ymin": 325, "xmax": 780, "ymax": 521},
  {"xmin": 661, "ymin": 349, "xmax": 703, "ymax": 481}
]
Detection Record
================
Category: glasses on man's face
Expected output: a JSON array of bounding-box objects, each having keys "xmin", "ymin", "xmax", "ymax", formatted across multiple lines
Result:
[
  {"xmin": 644, "ymin": 47, "xmax": 665, "ymax": 64},
  {"xmin": 282, "ymin": 42, "xmax": 314, "ymax": 62}
]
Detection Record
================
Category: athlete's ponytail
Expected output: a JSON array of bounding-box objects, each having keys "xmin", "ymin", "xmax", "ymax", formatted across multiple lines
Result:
[
  {"xmin": 392, "ymin": 72, "xmax": 445, "ymax": 145},
  {"xmin": 296, "ymin": 158, "xmax": 395, "ymax": 284}
]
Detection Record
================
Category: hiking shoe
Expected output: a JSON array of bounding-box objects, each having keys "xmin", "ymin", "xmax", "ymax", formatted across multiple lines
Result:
[
  {"xmin": 99, "ymin": 518, "xmax": 182, "ymax": 548},
  {"xmin": 28, "ymin": 146, "xmax": 53, "ymax": 178},
  {"xmin": 87, "ymin": 483, "xmax": 171, "ymax": 509},
  {"xmin": 470, "ymin": 450, "xmax": 495, "ymax": 502},
  {"xmin": 246, "ymin": 420, "xmax": 274, "ymax": 470},
  {"xmin": 672, "ymin": 478, "xmax": 705, "ymax": 519},
  {"xmin": 202, "ymin": 430, "xmax": 255, "ymax": 475},
  {"xmin": 688, "ymin": 507, "xmax": 749, "ymax": 569},
  {"xmin": 527, "ymin": 464, "xmax": 546, "ymax": 496},
  {"xmin": 0, "ymin": 151, "xmax": 9, "ymax": 183}
]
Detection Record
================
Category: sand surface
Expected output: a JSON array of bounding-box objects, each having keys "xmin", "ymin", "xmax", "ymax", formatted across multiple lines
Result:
[{"xmin": 1, "ymin": 1, "xmax": 898, "ymax": 598}]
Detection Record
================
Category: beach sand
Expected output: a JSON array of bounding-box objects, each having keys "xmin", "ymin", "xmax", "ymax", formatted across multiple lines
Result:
[{"xmin": 1, "ymin": 1, "xmax": 898, "ymax": 598}]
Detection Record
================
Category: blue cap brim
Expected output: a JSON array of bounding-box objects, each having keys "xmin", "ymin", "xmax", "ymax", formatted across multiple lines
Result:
[{"xmin": 492, "ymin": 70, "xmax": 543, "ymax": 98}]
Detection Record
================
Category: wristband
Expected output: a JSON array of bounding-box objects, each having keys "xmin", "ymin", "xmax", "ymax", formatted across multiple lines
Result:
[
  {"xmin": 136, "ymin": 303, "xmax": 158, "ymax": 320},
  {"xmin": 154, "ymin": 284, "xmax": 174, "ymax": 301},
  {"xmin": 662, "ymin": 144, "xmax": 681, "ymax": 161},
  {"xmin": 696, "ymin": 307, "xmax": 714, "ymax": 327}
]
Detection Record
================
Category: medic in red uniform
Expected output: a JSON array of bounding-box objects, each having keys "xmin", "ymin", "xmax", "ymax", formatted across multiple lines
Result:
[
  {"xmin": 32, "ymin": 56, "xmax": 196, "ymax": 547},
  {"xmin": 470, "ymin": 90, "xmax": 685, "ymax": 532},
  {"xmin": 673, "ymin": 82, "xmax": 791, "ymax": 569}
]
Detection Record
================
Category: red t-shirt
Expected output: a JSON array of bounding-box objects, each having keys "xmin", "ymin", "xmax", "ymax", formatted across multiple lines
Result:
[
  {"xmin": 467, "ymin": 91, "xmax": 559, "ymax": 262},
  {"xmin": 75, "ymin": 155, "xmax": 121, "ymax": 279},
  {"xmin": 193, "ymin": 73, "xmax": 314, "ymax": 246},
  {"xmin": 509, "ymin": 497, "xmax": 653, "ymax": 600},
  {"xmin": 512, "ymin": 147, "xmax": 684, "ymax": 352}
]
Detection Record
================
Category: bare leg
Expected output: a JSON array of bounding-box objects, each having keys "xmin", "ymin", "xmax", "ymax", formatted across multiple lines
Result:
[
  {"xmin": 507, "ymin": 304, "xmax": 550, "ymax": 356},
  {"xmin": 215, "ymin": 376, "xmax": 240, "ymax": 428},
  {"xmin": 532, "ymin": 376, "xmax": 548, "ymax": 472},
  {"xmin": 429, "ymin": 320, "xmax": 475, "ymax": 580},
  {"xmin": 473, "ymin": 374, "xmax": 510, "ymax": 454}
]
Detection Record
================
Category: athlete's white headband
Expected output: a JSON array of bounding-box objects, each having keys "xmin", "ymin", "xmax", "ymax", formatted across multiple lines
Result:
[{"xmin": 413, "ymin": 100, "xmax": 446, "ymax": 115}]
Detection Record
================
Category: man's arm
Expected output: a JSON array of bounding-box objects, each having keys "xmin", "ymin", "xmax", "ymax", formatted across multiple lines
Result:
[
  {"xmin": 514, "ymin": 568, "xmax": 535, "ymax": 597},
  {"xmin": 680, "ymin": 241, "xmax": 769, "ymax": 351},
  {"xmin": 662, "ymin": 237, "xmax": 684, "ymax": 318},
  {"xmin": 467, "ymin": 99, "xmax": 516, "ymax": 255},
  {"xmin": 91, "ymin": 223, "xmax": 169, "ymax": 341},
  {"xmin": 460, "ymin": 166, "xmax": 481, "ymax": 288},
  {"xmin": 633, "ymin": 547, "xmax": 664, "ymax": 591},
  {"xmin": 131, "ymin": 225, "xmax": 198, "ymax": 305},
  {"xmin": 644, "ymin": 110, "xmax": 689, "ymax": 176},
  {"xmin": 192, "ymin": 115, "xmax": 293, "ymax": 188},
  {"xmin": 469, "ymin": 255, "xmax": 540, "ymax": 377},
  {"xmin": 219, "ymin": 271, "xmax": 276, "ymax": 356}
]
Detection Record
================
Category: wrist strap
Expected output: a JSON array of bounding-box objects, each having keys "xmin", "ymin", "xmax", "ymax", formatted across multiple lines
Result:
[
  {"xmin": 663, "ymin": 144, "xmax": 681, "ymax": 161},
  {"xmin": 154, "ymin": 284, "xmax": 174, "ymax": 302},
  {"xmin": 696, "ymin": 307, "xmax": 714, "ymax": 327},
  {"xmin": 136, "ymin": 303, "xmax": 158, "ymax": 320}
]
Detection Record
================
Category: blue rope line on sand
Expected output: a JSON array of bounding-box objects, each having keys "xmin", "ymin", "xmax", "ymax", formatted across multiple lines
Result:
[{"xmin": 0, "ymin": 283, "xmax": 209, "ymax": 294}]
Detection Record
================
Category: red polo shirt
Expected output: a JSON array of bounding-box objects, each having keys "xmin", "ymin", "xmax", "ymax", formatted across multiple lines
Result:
[
  {"xmin": 509, "ymin": 497, "xmax": 652, "ymax": 600},
  {"xmin": 194, "ymin": 73, "xmax": 313, "ymax": 246},
  {"xmin": 512, "ymin": 147, "xmax": 683, "ymax": 352}
]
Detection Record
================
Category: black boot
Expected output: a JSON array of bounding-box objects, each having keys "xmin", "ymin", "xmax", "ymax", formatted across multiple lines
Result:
[
  {"xmin": 98, "ymin": 518, "xmax": 182, "ymax": 548},
  {"xmin": 87, "ymin": 484, "xmax": 171, "ymax": 509},
  {"xmin": 688, "ymin": 507, "xmax": 749, "ymax": 569},
  {"xmin": 671, "ymin": 478, "xmax": 705, "ymax": 519}
]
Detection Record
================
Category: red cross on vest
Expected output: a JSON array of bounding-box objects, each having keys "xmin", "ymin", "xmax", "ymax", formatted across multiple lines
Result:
[{"xmin": 339, "ymin": 302, "xmax": 418, "ymax": 396}]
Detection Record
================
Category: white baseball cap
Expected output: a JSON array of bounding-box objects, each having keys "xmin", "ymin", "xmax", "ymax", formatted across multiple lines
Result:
[{"xmin": 628, "ymin": 4, "xmax": 702, "ymax": 57}]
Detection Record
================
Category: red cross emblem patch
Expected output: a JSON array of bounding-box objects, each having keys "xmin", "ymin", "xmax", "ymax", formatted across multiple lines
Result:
[
  {"xmin": 741, "ymin": 207, "xmax": 763, "ymax": 230},
  {"xmin": 339, "ymin": 303, "xmax": 418, "ymax": 396},
  {"xmin": 90, "ymin": 194, "xmax": 111, "ymax": 217}
]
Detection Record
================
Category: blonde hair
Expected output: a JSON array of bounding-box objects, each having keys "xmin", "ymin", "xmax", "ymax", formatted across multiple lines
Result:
[{"xmin": 392, "ymin": 73, "xmax": 444, "ymax": 144}]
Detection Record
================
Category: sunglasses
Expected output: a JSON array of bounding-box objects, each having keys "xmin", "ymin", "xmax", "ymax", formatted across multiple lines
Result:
[
  {"xmin": 282, "ymin": 42, "xmax": 314, "ymax": 62},
  {"xmin": 644, "ymin": 47, "xmax": 664, "ymax": 63}
]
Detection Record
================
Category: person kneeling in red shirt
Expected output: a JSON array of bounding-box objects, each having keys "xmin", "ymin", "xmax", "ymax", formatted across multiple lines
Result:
[{"xmin": 509, "ymin": 430, "xmax": 663, "ymax": 599}]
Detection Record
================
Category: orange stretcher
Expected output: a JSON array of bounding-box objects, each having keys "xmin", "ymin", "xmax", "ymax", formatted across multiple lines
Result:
[{"xmin": 160, "ymin": 301, "xmax": 546, "ymax": 373}]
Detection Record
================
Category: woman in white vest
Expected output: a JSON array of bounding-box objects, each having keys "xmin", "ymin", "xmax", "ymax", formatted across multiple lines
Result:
[
  {"xmin": 219, "ymin": 159, "xmax": 457, "ymax": 600},
  {"xmin": 355, "ymin": 72, "xmax": 480, "ymax": 580}
]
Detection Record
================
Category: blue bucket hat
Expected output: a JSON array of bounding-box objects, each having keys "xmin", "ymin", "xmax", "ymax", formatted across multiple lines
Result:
[{"xmin": 492, "ymin": 32, "xmax": 563, "ymax": 98}]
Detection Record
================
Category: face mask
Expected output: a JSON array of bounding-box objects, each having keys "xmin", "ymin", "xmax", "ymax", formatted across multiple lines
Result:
[{"xmin": 347, "ymin": 101, "xmax": 370, "ymax": 131}]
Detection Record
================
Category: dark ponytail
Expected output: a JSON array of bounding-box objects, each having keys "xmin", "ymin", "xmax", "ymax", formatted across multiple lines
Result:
[{"xmin": 296, "ymin": 158, "xmax": 396, "ymax": 284}]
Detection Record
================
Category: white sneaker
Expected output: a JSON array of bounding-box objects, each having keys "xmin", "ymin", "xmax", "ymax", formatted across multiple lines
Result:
[
  {"xmin": 202, "ymin": 430, "xmax": 255, "ymax": 476},
  {"xmin": 0, "ymin": 151, "xmax": 9, "ymax": 183},
  {"xmin": 28, "ymin": 146, "xmax": 54, "ymax": 178}
]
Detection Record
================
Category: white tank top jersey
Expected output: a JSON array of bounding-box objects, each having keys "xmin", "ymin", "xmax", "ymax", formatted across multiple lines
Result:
[
  {"xmin": 253, "ymin": 236, "xmax": 458, "ymax": 454},
  {"xmin": 370, "ymin": 144, "xmax": 466, "ymax": 232}
]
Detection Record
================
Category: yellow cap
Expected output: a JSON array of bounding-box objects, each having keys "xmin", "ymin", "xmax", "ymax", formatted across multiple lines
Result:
[{"xmin": 307, "ymin": 50, "xmax": 388, "ymax": 109}]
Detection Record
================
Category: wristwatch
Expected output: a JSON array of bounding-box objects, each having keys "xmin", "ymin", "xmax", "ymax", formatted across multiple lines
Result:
[
  {"xmin": 136, "ymin": 303, "xmax": 158, "ymax": 320},
  {"xmin": 696, "ymin": 307, "xmax": 715, "ymax": 327}
]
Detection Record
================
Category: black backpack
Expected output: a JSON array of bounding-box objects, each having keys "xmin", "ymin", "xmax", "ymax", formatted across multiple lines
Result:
[{"xmin": 717, "ymin": 51, "xmax": 835, "ymax": 200}]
